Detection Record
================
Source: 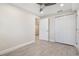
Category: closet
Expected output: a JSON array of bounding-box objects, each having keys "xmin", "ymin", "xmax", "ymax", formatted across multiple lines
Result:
[{"xmin": 50, "ymin": 12, "xmax": 76, "ymax": 45}]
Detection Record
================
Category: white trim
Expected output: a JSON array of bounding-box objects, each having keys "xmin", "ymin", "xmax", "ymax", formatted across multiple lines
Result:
[
  {"xmin": 0, "ymin": 40, "xmax": 35, "ymax": 55},
  {"xmin": 49, "ymin": 39, "xmax": 55, "ymax": 42}
]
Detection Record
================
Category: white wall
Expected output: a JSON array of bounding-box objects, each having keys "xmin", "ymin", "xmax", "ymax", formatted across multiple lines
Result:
[{"xmin": 0, "ymin": 4, "xmax": 35, "ymax": 51}]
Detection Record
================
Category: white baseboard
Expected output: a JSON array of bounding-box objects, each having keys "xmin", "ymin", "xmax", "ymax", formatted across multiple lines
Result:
[
  {"xmin": 49, "ymin": 39, "xmax": 55, "ymax": 42},
  {"xmin": 0, "ymin": 40, "xmax": 35, "ymax": 55}
]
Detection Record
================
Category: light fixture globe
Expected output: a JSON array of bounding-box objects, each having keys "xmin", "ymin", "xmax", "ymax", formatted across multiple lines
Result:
[{"xmin": 60, "ymin": 3, "xmax": 64, "ymax": 7}]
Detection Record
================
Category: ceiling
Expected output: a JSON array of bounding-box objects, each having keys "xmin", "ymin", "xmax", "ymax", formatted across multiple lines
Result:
[{"xmin": 11, "ymin": 3, "xmax": 79, "ymax": 18}]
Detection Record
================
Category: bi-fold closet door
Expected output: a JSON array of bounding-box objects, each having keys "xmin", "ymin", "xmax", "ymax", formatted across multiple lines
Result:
[{"xmin": 53, "ymin": 14, "xmax": 76, "ymax": 45}]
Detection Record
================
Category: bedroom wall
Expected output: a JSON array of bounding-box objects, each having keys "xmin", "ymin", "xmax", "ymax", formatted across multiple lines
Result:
[{"xmin": 0, "ymin": 4, "xmax": 35, "ymax": 51}]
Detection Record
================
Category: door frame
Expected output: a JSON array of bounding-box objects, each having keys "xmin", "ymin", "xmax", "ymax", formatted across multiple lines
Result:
[
  {"xmin": 35, "ymin": 17, "xmax": 40, "ymax": 43},
  {"xmin": 48, "ymin": 18, "xmax": 50, "ymax": 41}
]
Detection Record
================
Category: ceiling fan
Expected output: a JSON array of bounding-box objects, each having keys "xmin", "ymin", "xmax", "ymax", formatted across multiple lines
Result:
[{"xmin": 37, "ymin": 3, "xmax": 56, "ymax": 13}]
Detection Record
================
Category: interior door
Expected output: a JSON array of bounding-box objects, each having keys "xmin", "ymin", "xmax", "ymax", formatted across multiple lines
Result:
[
  {"xmin": 39, "ymin": 18, "xmax": 48, "ymax": 41},
  {"xmin": 54, "ymin": 14, "xmax": 76, "ymax": 45}
]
